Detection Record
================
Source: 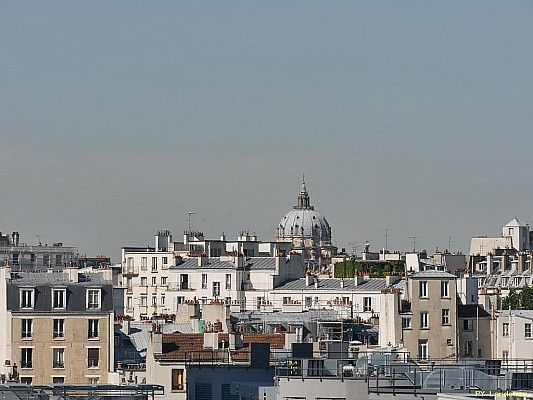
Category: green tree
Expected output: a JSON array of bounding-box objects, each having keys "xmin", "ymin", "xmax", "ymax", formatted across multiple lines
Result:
[
  {"xmin": 502, "ymin": 288, "xmax": 520, "ymax": 310},
  {"xmin": 520, "ymin": 285, "xmax": 533, "ymax": 309}
]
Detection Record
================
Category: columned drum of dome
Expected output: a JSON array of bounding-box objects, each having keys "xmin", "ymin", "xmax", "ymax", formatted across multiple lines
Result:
[{"xmin": 276, "ymin": 179, "xmax": 336, "ymax": 269}]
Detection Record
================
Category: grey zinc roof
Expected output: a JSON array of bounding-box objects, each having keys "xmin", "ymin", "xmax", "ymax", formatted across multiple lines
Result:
[
  {"xmin": 170, "ymin": 258, "xmax": 234, "ymax": 270},
  {"xmin": 10, "ymin": 271, "xmax": 110, "ymax": 285},
  {"xmin": 170, "ymin": 257, "xmax": 277, "ymax": 270},
  {"xmin": 274, "ymin": 277, "xmax": 389, "ymax": 292},
  {"xmin": 244, "ymin": 258, "xmax": 276, "ymax": 270},
  {"xmin": 410, "ymin": 270, "xmax": 456, "ymax": 279},
  {"xmin": 232, "ymin": 309, "xmax": 339, "ymax": 323}
]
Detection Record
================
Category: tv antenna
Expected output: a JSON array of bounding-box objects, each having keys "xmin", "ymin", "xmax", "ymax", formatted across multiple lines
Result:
[
  {"xmin": 348, "ymin": 242, "xmax": 358, "ymax": 257},
  {"xmin": 36, "ymin": 234, "xmax": 44, "ymax": 246},
  {"xmin": 408, "ymin": 236, "xmax": 419, "ymax": 252},
  {"xmin": 448, "ymin": 235, "xmax": 453, "ymax": 252},
  {"xmin": 187, "ymin": 212, "xmax": 197, "ymax": 233},
  {"xmin": 381, "ymin": 228, "xmax": 392, "ymax": 252}
]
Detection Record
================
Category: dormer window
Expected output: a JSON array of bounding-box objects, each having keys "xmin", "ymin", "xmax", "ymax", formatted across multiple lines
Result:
[
  {"xmin": 20, "ymin": 289, "xmax": 34, "ymax": 309},
  {"xmin": 53, "ymin": 289, "xmax": 66, "ymax": 309},
  {"xmin": 86, "ymin": 289, "xmax": 101, "ymax": 310}
]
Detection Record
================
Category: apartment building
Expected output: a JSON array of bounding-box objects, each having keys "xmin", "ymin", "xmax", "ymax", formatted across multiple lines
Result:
[
  {"xmin": 0, "ymin": 264, "xmax": 114, "ymax": 385},
  {"xmin": 0, "ymin": 231, "xmax": 78, "ymax": 272},
  {"xmin": 380, "ymin": 270, "xmax": 458, "ymax": 360}
]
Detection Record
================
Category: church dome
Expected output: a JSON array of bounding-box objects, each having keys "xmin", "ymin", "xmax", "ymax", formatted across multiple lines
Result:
[{"xmin": 277, "ymin": 179, "xmax": 332, "ymax": 243}]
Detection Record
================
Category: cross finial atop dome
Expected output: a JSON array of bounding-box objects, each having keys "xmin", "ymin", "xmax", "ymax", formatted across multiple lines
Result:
[
  {"xmin": 301, "ymin": 173, "xmax": 307, "ymax": 192},
  {"xmin": 297, "ymin": 175, "xmax": 311, "ymax": 209}
]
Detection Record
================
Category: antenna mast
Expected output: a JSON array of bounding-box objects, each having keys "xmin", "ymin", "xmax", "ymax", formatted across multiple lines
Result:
[{"xmin": 408, "ymin": 236, "xmax": 419, "ymax": 252}]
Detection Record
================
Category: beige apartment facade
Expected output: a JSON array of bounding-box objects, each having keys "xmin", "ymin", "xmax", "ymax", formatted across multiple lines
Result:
[{"xmin": 2, "ymin": 265, "xmax": 115, "ymax": 386}]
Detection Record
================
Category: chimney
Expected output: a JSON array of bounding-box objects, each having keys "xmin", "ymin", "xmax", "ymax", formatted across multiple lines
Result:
[
  {"xmin": 12, "ymin": 232, "xmax": 19, "ymax": 247},
  {"xmin": 518, "ymin": 253, "xmax": 525, "ymax": 274},
  {"xmin": 153, "ymin": 331, "xmax": 163, "ymax": 355},
  {"xmin": 340, "ymin": 279, "xmax": 344, "ymax": 289},
  {"xmin": 386, "ymin": 275, "xmax": 401, "ymax": 287},
  {"xmin": 123, "ymin": 319, "xmax": 131, "ymax": 335},
  {"xmin": 305, "ymin": 274, "xmax": 314, "ymax": 287},
  {"xmin": 66, "ymin": 263, "xmax": 78, "ymax": 282},
  {"xmin": 229, "ymin": 332, "xmax": 243, "ymax": 350},
  {"xmin": 183, "ymin": 231, "xmax": 189, "ymax": 245},
  {"xmin": 220, "ymin": 233, "xmax": 226, "ymax": 242},
  {"xmin": 198, "ymin": 255, "xmax": 208, "ymax": 267},
  {"xmin": 354, "ymin": 275, "xmax": 364, "ymax": 286}
]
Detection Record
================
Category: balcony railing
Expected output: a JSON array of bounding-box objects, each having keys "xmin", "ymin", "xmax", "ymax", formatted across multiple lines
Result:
[{"xmin": 53, "ymin": 361, "xmax": 64, "ymax": 369}]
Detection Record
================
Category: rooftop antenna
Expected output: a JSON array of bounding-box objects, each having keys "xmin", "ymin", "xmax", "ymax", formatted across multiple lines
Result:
[
  {"xmin": 408, "ymin": 236, "xmax": 419, "ymax": 252},
  {"xmin": 348, "ymin": 242, "xmax": 358, "ymax": 257},
  {"xmin": 187, "ymin": 212, "xmax": 197, "ymax": 234},
  {"xmin": 381, "ymin": 228, "xmax": 392, "ymax": 252},
  {"xmin": 448, "ymin": 235, "xmax": 453, "ymax": 252},
  {"xmin": 36, "ymin": 234, "xmax": 44, "ymax": 246}
]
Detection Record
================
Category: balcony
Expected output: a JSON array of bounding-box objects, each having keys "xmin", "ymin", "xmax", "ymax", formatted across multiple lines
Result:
[
  {"xmin": 21, "ymin": 361, "xmax": 32, "ymax": 369},
  {"xmin": 88, "ymin": 359, "xmax": 99, "ymax": 368},
  {"xmin": 123, "ymin": 266, "xmax": 139, "ymax": 276},
  {"xmin": 167, "ymin": 283, "xmax": 194, "ymax": 291},
  {"xmin": 53, "ymin": 361, "xmax": 65, "ymax": 369}
]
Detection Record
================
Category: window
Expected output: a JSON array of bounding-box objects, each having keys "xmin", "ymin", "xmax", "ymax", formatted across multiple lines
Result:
[
  {"xmin": 126, "ymin": 277, "xmax": 133, "ymax": 292},
  {"xmin": 20, "ymin": 377, "xmax": 32, "ymax": 385},
  {"xmin": 88, "ymin": 348, "xmax": 99, "ymax": 368},
  {"xmin": 441, "ymin": 281, "xmax": 449, "ymax": 297},
  {"xmin": 53, "ymin": 319, "xmax": 65, "ymax": 339},
  {"xmin": 20, "ymin": 289, "xmax": 34, "ymax": 309},
  {"xmin": 53, "ymin": 377, "xmax": 64, "ymax": 384},
  {"xmin": 213, "ymin": 282, "xmax": 220, "ymax": 297},
  {"xmin": 152, "ymin": 277, "xmax": 157, "ymax": 286},
  {"xmin": 161, "ymin": 277, "xmax": 167, "ymax": 286},
  {"xmin": 283, "ymin": 297, "xmax": 292, "ymax": 305},
  {"xmin": 180, "ymin": 274, "xmax": 189, "ymax": 290},
  {"xmin": 141, "ymin": 296, "xmax": 147, "ymax": 306},
  {"xmin": 53, "ymin": 348, "xmax": 65, "ymax": 368},
  {"xmin": 503, "ymin": 350, "xmax": 509, "ymax": 360},
  {"xmin": 305, "ymin": 297, "xmax": 312, "ymax": 308},
  {"xmin": 152, "ymin": 296, "xmax": 157, "ymax": 305},
  {"xmin": 88, "ymin": 377, "xmax": 99, "ymax": 385},
  {"xmin": 418, "ymin": 339, "xmax": 428, "ymax": 360},
  {"xmin": 526, "ymin": 323, "xmax": 532, "ymax": 338},
  {"xmin": 55, "ymin": 254, "xmax": 62, "ymax": 266},
  {"xmin": 21, "ymin": 319, "xmax": 33, "ymax": 339},
  {"xmin": 161, "ymin": 296, "xmax": 165, "ymax": 306},
  {"xmin": 464, "ymin": 340, "xmax": 473, "ymax": 357},
  {"xmin": 172, "ymin": 369, "xmax": 184, "ymax": 391},
  {"xmin": 442, "ymin": 309, "xmax": 450, "ymax": 325},
  {"xmin": 402, "ymin": 318, "xmax": 412, "ymax": 329},
  {"xmin": 419, "ymin": 281, "xmax": 428, "ymax": 298},
  {"xmin": 141, "ymin": 257, "xmax": 147, "ymax": 270},
  {"xmin": 88, "ymin": 319, "xmax": 99, "ymax": 339},
  {"xmin": 420, "ymin": 312, "xmax": 429, "ymax": 328},
  {"xmin": 225, "ymin": 274, "xmax": 232, "ymax": 290},
  {"xmin": 21, "ymin": 348, "xmax": 33, "ymax": 369},
  {"xmin": 126, "ymin": 257, "xmax": 133, "ymax": 273},
  {"xmin": 503, "ymin": 322, "xmax": 509, "ymax": 336},
  {"xmin": 162, "ymin": 257, "xmax": 168, "ymax": 265},
  {"xmin": 464, "ymin": 319, "xmax": 474, "ymax": 331},
  {"xmin": 86, "ymin": 289, "xmax": 101, "ymax": 309},
  {"xmin": 126, "ymin": 297, "xmax": 133, "ymax": 311},
  {"xmin": 151, "ymin": 257, "xmax": 157, "ymax": 271},
  {"xmin": 53, "ymin": 289, "xmax": 66, "ymax": 309},
  {"xmin": 202, "ymin": 274, "xmax": 208, "ymax": 289},
  {"xmin": 140, "ymin": 277, "xmax": 147, "ymax": 286},
  {"xmin": 363, "ymin": 297, "xmax": 372, "ymax": 312}
]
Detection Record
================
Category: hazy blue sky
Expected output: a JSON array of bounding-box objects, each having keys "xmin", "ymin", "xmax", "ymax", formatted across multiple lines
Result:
[{"xmin": 1, "ymin": 1, "xmax": 532, "ymax": 261}]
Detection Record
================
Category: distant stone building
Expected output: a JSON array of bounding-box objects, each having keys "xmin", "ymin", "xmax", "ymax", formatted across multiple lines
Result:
[{"xmin": 276, "ymin": 179, "xmax": 337, "ymax": 269}]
